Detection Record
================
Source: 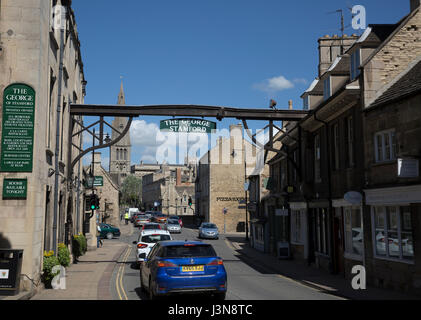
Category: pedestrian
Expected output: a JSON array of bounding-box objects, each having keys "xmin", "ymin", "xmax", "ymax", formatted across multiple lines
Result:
[
  {"xmin": 124, "ymin": 211, "xmax": 129, "ymax": 225},
  {"xmin": 96, "ymin": 225, "xmax": 103, "ymax": 248},
  {"xmin": 120, "ymin": 212, "xmax": 123, "ymax": 221}
]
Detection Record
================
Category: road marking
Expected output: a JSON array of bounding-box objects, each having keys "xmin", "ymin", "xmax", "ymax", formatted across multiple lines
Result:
[{"xmin": 116, "ymin": 245, "xmax": 131, "ymax": 300}]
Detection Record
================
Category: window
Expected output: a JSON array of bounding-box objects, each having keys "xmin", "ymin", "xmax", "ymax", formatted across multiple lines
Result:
[
  {"xmin": 323, "ymin": 77, "xmax": 331, "ymax": 100},
  {"xmin": 374, "ymin": 130, "xmax": 397, "ymax": 163},
  {"xmin": 314, "ymin": 134, "xmax": 321, "ymax": 182},
  {"xmin": 350, "ymin": 49, "xmax": 361, "ymax": 80},
  {"xmin": 315, "ymin": 208, "xmax": 329, "ymax": 255},
  {"xmin": 344, "ymin": 208, "xmax": 363, "ymax": 256},
  {"xmin": 291, "ymin": 210, "xmax": 304, "ymax": 244},
  {"xmin": 303, "ymin": 96, "xmax": 310, "ymax": 110},
  {"xmin": 372, "ymin": 206, "xmax": 413, "ymax": 261},
  {"xmin": 345, "ymin": 116, "xmax": 354, "ymax": 167},
  {"xmin": 332, "ymin": 123, "xmax": 340, "ymax": 171}
]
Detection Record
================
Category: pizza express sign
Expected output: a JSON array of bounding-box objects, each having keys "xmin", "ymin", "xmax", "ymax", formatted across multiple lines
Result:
[
  {"xmin": 0, "ymin": 84, "xmax": 36, "ymax": 172},
  {"xmin": 160, "ymin": 119, "xmax": 217, "ymax": 133}
]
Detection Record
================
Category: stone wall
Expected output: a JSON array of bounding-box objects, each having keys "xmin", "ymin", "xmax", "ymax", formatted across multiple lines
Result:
[{"xmin": 364, "ymin": 9, "xmax": 421, "ymax": 107}]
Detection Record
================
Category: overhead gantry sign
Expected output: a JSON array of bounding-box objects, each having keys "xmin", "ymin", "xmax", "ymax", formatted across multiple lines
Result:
[{"xmin": 68, "ymin": 103, "xmax": 309, "ymax": 181}]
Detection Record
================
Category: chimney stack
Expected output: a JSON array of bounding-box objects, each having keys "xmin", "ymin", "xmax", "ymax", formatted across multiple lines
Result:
[
  {"xmin": 410, "ymin": 0, "xmax": 420, "ymax": 11},
  {"xmin": 288, "ymin": 100, "xmax": 293, "ymax": 110}
]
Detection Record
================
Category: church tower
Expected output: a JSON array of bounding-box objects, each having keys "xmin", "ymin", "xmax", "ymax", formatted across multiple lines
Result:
[{"xmin": 109, "ymin": 81, "xmax": 131, "ymax": 186}]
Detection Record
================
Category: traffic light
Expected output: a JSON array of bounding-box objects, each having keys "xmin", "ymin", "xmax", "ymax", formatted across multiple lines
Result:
[
  {"xmin": 188, "ymin": 197, "xmax": 192, "ymax": 207},
  {"xmin": 89, "ymin": 194, "xmax": 100, "ymax": 210}
]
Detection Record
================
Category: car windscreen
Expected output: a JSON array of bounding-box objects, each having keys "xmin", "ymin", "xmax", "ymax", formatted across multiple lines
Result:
[
  {"xmin": 143, "ymin": 224, "xmax": 159, "ymax": 229},
  {"xmin": 141, "ymin": 234, "xmax": 171, "ymax": 243},
  {"xmin": 167, "ymin": 220, "xmax": 179, "ymax": 225},
  {"xmin": 162, "ymin": 245, "xmax": 217, "ymax": 258},
  {"xmin": 202, "ymin": 223, "xmax": 217, "ymax": 229}
]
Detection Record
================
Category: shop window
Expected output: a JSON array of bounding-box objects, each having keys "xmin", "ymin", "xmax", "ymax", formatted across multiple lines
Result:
[
  {"xmin": 372, "ymin": 206, "xmax": 413, "ymax": 261},
  {"xmin": 315, "ymin": 208, "xmax": 329, "ymax": 255},
  {"xmin": 344, "ymin": 208, "xmax": 363, "ymax": 256}
]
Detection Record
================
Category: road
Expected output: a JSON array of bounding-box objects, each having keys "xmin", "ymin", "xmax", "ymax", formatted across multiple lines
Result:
[{"xmin": 109, "ymin": 223, "xmax": 343, "ymax": 300}]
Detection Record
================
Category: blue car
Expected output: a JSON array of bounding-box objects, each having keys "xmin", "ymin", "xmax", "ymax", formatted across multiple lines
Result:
[{"xmin": 140, "ymin": 240, "xmax": 227, "ymax": 300}]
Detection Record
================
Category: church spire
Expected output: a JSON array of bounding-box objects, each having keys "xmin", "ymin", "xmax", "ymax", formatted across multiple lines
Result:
[{"xmin": 118, "ymin": 79, "xmax": 125, "ymax": 105}]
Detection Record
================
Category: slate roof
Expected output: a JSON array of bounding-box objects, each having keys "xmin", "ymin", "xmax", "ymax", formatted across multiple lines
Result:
[{"xmin": 370, "ymin": 58, "xmax": 421, "ymax": 108}]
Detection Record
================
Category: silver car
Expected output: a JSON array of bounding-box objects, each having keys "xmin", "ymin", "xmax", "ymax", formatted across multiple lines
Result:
[
  {"xmin": 198, "ymin": 222, "xmax": 219, "ymax": 239},
  {"xmin": 165, "ymin": 219, "xmax": 181, "ymax": 233}
]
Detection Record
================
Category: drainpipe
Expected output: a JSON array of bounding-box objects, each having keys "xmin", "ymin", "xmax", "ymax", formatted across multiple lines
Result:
[
  {"xmin": 313, "ymin": 112, "xmax": 335, "ymax": 274},
  {"xmin": 52, "ymin": 4, "xmax": 67, "ymax": 255}
]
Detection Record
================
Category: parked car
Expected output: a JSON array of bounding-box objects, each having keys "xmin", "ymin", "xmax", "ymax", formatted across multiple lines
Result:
[
  {"xmin": 153, "ymin": 213, "xmax": 167, "ymax": 224},
  {"xmin": 133, "ymin": 230, "xmax": 172, "ymax": 266},
  {"xmin": 140, "ymin": 240, "xmax": 227, "ymax": 300},
  {"xmin": 198, "ymin": 223, "xmax": 219, "ymax": 240},
  {"xmin": 169, "ymin": 215, "xmax": 183, "ymax": 228},
  {"xmin": 142, "ymin": 223, "xmax": 162, "ymax": 231},
  {"xmin": 99, "ymin": 223, "xmax": 121, "ymax": 239},
  {"xmin": 165, "ymin": 219, "xmax": 182, "ymax": 233},
  {"xmin": 134, "ymin": 214, "xmax": 150, "ymax": 227}
]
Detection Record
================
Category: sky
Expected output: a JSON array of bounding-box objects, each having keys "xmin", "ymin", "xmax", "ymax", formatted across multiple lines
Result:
[{"xmin": 72, "ymin": 0, "xmax": 410, "ymax": 169}]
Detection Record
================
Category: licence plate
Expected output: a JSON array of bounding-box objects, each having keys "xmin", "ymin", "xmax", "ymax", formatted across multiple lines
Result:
[{"xmin": 182, "ymin": 265, "xmax": 204, "ymax": 272}]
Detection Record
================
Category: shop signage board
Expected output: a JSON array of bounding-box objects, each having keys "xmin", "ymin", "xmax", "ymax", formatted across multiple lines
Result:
[
  {"xmin": 2, "ymin": 178, "xmax": 28, "ymax": 199},
  {"xmin": 85, "ymin": 176, "xmax": 104, "ymax": 188},
  {"xmin": 0, "ymin": 84, "xmax": 36, "ymax": 172},
  {"xmin": 160, "ymin": 119, "xmax": 217, "ymax": 133}
]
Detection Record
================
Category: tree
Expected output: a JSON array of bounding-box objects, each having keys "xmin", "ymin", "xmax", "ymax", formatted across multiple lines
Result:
[{"xmin": 120, "ymin": 175, "xmax": 142, "ymax": 208}]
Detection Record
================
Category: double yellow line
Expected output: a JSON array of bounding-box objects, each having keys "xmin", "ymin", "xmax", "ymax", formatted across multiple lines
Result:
[{"xmin": 116, "ymin": 245, "xmax": 132, "ymax": 300}]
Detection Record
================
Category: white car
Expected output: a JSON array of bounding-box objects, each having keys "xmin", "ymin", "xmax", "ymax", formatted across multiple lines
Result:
[
  {"xmin": 133, "ymin": 229, "xmax": 171, "ymax": 266},
  {"xmin": 165, "ymin": 219, "xmax": 182, "ymax": 233}
]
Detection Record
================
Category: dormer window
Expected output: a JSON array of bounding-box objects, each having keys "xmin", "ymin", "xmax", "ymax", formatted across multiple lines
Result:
[
  {"xmin": 323, "ymin": 77, "xmax": 331, "ymax": 100},
  {"xmin": 350, "ymin": 49, "xmax": 361, "ymax": 80},
  {"xmin": 303, "ymin": 96, "xmax": 310, "ymax": 110}
]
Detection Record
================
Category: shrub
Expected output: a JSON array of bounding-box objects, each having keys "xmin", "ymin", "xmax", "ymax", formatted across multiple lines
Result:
[
  {"xmin": 72, "ymin": 233, "xmax": 87, "ymax": 259},
  {"xmin": 42, "ymin": 251, "xmax": 60, "ymax": 288},
  {"xmin": 57, "ymin": 243, "xmax": 70, "ymax": 267}
]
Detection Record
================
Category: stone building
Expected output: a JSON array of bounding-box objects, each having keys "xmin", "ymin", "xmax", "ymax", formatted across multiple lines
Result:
[
  {"xmin": 196, "ymin": 124, "xmax": 257, "ymax": 233},
  {"xmin": 360, "ymin": 3, "xmax": 421, "ymax": 294},
  {"xmin": 142, "ymin": 160, "xmax": 196, "ymax": 219},
  {"xmin": 0, "ymin": 0, "xmax": 86, "ymax": 293},
  {"xmin": 109, "ymin": 82, "xmax": 131, "ymax": 187},
  {"xmin": 260, "ymin": 0, "xmax": 421, "ymax": 295},
  {"xmin": 131, "ymin": 162, "xmax": 162, "ymax": 178},
  {"xmin": 83, "ymin": 153, "xmax": 119, "ymax": 249}
]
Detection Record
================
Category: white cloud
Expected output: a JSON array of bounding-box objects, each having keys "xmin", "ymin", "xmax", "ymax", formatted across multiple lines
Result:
[
  {"xmin": 130, "ymin": 120, "xmax": 163, "ymax": 147},
  {"xmin": 253, "ymin": 75, "xmax": 294, "ymax": 93},
  {"xmin": 293, "ymin": 78, "xmax": 308, "ymax": 85}
]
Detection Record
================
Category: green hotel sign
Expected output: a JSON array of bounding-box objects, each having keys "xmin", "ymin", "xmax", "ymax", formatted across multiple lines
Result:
[
  {"xmin": 160, "ymin": 119, "xmax": 217, "ymax": 133},
  {"xmin": 3, "ymin": 178, "xmax": 27, "ymax": 199},
  {"xmin": 0, "ymin": 84, "xmax": 36, "ymax": 172},
  {"xmin": 85, "ymin": 176, "xmax": 104, "ymax": 188}
]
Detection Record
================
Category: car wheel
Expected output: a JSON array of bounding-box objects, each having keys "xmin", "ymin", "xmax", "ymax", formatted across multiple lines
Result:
[{"xmin": 106, "ymin": 232, "xmax": 113, "ymax": 240}]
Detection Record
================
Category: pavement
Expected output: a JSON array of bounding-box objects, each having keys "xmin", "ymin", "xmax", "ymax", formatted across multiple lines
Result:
[
  {"xmin": 225, "ymin": 235, "xmax": 421, "ymax": 300},
  {"xmin": 1, "ymin": 220, "xmax": 133, "ymax": 301},
  {"xmin": 1, "ymin": 222, "xmax": 420, "ymax": 300}
]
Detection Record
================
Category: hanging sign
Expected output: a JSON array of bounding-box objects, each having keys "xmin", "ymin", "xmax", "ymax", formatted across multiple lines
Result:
[
  {"xmin": 0, "ymin": 83, "xmax": 36, "ymax": 172},
  {"xmin": 160, "ymin": 119, "xmax": 217, "ymax": 133}
]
